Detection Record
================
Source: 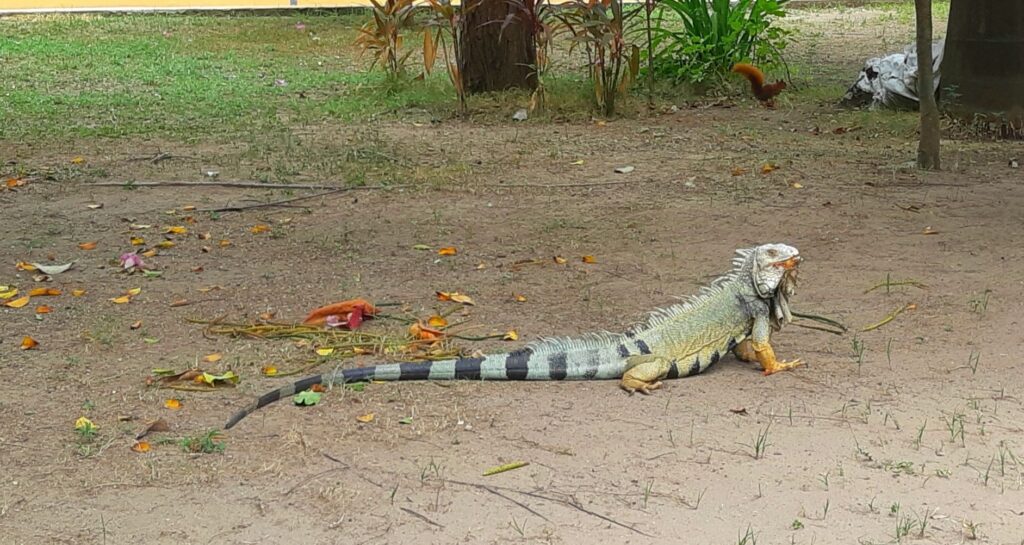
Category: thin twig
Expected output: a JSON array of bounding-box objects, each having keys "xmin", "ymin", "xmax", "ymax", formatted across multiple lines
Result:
[
  {"xmin": 791, "ymin": 322, "xmax": 845, "ymax": 335},
  {"xmin": 445, "ymin": 479, "xmax": 550, "ymax": 521},
  {"xmin": 87, "ymin": 181, "xmax": 347, "ymax": 190},
  {"xmin": 400, "ymin": 507, "xmax": 444, "ymax": 528},
  {"xmin": 861, "ymin": 303, "xmax": 916, "ymax": 332},
  {"xmin": 791, "ymin": 311, "xmax": 848, "ymax": 332},
  {"xmin": 199, "ymin": 186, "xmax": 403, "ymax": 213},
  {"xmin": 488, "ymin": 178, "xmax": 659, "ymax": 189},
  {"xmin": 863, "ymin": 279, "xmax": 928, "ymax": 294}
]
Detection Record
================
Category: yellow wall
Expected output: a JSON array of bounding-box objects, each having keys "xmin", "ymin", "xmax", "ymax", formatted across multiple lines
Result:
[{"xmin": 0, "ymin": 0, "xmax": 378, "ymax": 11}]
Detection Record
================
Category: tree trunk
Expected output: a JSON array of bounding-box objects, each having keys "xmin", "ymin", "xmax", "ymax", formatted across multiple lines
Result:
[
  {"xmin": 460, "ymin": 0, "xmax": 537, "ymax": 94},
  {"xmin": 942, "ymin": 0, "xmax": 1024, "ymax": 137},
  {"xmin": 915, "ymin": 0, "xmax": 941, "ymax": 169}
]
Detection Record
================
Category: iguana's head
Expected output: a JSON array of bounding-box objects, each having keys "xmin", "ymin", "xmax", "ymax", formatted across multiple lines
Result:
[
  {"xmin": 749, "ymin": 243, "xmax": 801, "ymax": 297},
  {"xmin": 747, "ymin": 243, "xmax": 800, "ymax": 330}
]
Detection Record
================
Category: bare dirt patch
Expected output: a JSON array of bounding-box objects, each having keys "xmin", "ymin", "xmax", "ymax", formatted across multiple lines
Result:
[{"xmin": 3, "ymin": 6, "xmax": 1023, "ymax": 545}]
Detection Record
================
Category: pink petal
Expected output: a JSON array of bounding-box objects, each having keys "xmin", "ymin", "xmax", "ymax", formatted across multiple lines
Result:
[{"xmin": 346, "ymin": 307, "xmax": 364, "ymax": 330}]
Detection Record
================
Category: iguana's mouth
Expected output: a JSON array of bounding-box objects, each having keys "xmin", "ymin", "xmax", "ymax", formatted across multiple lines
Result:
[{"xmin": 772, "ymin": 256, "xmax": 801, "ymax": 270}]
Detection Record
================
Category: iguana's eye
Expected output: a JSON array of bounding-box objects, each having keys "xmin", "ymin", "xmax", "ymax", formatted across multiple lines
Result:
[{"xmin": 766, "ymin": 248, "xmax": 778, "ymax": 258}]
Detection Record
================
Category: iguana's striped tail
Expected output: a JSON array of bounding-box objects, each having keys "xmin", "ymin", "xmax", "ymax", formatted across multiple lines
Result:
[{"xmin": 224, "ymin": 346, "xmax": 626, "ymax": 429}]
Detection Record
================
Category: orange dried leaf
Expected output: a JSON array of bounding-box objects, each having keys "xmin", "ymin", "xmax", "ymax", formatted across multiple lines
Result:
[
  {"xmin": 15, "ymin": 262, "xmax": 37, "ymax": 271},
  {"xmin": 303, "ymin": 298, "xmax": 377, "ymax": 326},
  {"xmin": 760, "ymin": 163, "xmax": 778, "ymax": 174},
  {"xmin": 164, "ymin": 399, "xmax": 181, "ymax": 410},
  {"xmin": 310, "ymin": 383, "xmax": 327, "ymax": 393},
  {"xmin": 35, "ymin": 305, "xmax": 52, "ymax": 314},
  {"xmin": 130, "ymin": 237, "xmax": 146, "ymax": 246},
  {"xmin": 730, "ymin": 167, "xmax": 747, "ymax": 176},
  {"xmin": 28, "ymin": 287, "xmax": 61, "ymax": 297},
  {"xmin": 21, "ymin": 336, "xmax": 39, "ymax": 350},
  {"xmin": 427, "ymin": 315, "xmax": 448, "ymax": 328},
  {"xmin": 582, "ymin": 255, "xmax": 596, "ymax": 264},
  {"xmin": 72, "ymin": 289, "xmax": 86, "ymax": 297},
  {"xmin": 514, "ymin": 294, "xmax": 527, "ymax": 303},
  {"xmin": 202, "ymin": 353, "xmax": 222, "ymax": 363},
  {"xmin": 553, "ymin": 256, "xmax": 567, "ymax": 265},
  {"xmin": 111, "ymin": 295, "xmax": 131, "ymax": 304},
  {"xmin": 131, "ymin": 441, "xmax": 151, "ymax": 453},
  {"xmin": 410, "ymin": 322, "xmax": 444, "ymax": 341},
  {"xmin": 504, "ymin": 330, "xmax": 519, "ymax": 341},
  {"xmin": 261, "ymin": 365, "xmax": 278, "ymax": 377},
  {"xmin": 438, "ymin": 246, "xmax": 457, "ymax": 256},
  {"xmin": 141, "ymin": 248, "xmax": 158, "ymax": 257},
  {"xmin": 78, "ymin": 241, "xmax": 98, "ymax": 250},
  {"xmin": 165, "ymin": 226, "xmax": 188, "ymax": 235},
  {"xmin": 250, "ymin": 224, "xmax": 270, "ymax": 234},
  {"xmin": 436, "ymin": 291, "xmax": 475, "ymax": 305},
  {"xmin": 219, "ymin": 239, "xmax": 232, "ymax": 247},
  {"xmin": 5, "ymin": 296, "xmax": 30, "ymax": 308},
  {"xmin": 356, "ymin": 413, "xmax": 375, "ymax": 423}
]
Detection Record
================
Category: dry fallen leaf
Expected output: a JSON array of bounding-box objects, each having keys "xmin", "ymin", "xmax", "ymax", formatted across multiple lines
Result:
[
  {"xmin": 181, "ymin": 205, "xmax": 196, "ymax": 212},
  {"xmin": 111, "ymin": 295, "xmax": 132, "ymax": 304},
  {"xmin": 131, "ymin": 441, "xmax": 151, "ymax": 453},
  {"xmin": 250, "ymin": 224, "xmax": 270, "ymax": 234},
  {"xmin": 72, "ymin": 289, "xmax": 87, "ymax": 297},
  {"xmin": 303, "ymin": 298, "xmax": 377, "ymax": 326},
  {"xmin": 581, "ymin": 255, "xmax": 596, "ymax": 264},
  {"xmin": 790, "ymin": 182, "xmax": 804, "ymax": 189},
  {"xmin": 219, "ymin": 239, "xmax": 232, "ymax": 247},
  {"xmin": 197, "ymin": 232, "xmax": 211, "ymax": 240},
  {"xmin": 169, "ymin": 299, "xmax": 189, "ymax": 307},
  {"xmin": 5, "ymin": 296, "xmax": 30, "ymax": 309},
  {"xmin": 35, "ymin": 305, "xmax": 52, "ymax": 314},
  {"xmin": 127, "ymin": 288, "xmax": 142, "ymax": 296},
  {"xmin": 438, "ymin": 247, "xmax": 458, "ymax": 256},
  {"xmin": 0, "ymin": 288, "xmax": 17, "ymax": 299},
  {"xmin": 21, "ymin": 336, "xmax": 39, "ymax": 350},
  {"xmin": 504, "ymin": 330, "xmax": 519, "ymax": 341},
  {"xmin": 203, "ymin": 353, "xmax": 222, "ymax": 363},
  {"xmin": 130, "ymin": 237, "xmax": 145, "ymax": 246},
  {"xmin": 514, "ymin": 294, "xmax": 527, "ymax": 303},
  {"xmin": 28, "ymin": 287, "xmax": 61, "ymax": 297},
  {"xmin": 427, "ymin": 315, "xmax": 448, "ymax": 328},
  {"xmin": 156, "ymin": 240, "xmax": 176, "ymax": 249},
  {"xmin": 356, "ymin": 413, "xmax": 375, "ymax": 423},
  {"xmin": 130, "ymin": 320, "xmax": 143, "ymax": 330},
  {"xmin": 553, "ymin": 256, "xmax": 567, "ymax": 265},
  {"xmin": 760, "ymin": 163, "xmax": 778, "ymax": 174},
  {"xmin": 141, "ymin": 248, "xmax": 158, "ymax": 257},
  {"xmin": 136, "ymin": 418, "xmax": 171, "ymax": 439},
  {"xmin": 730, "ymin": 167, "xmax": 747, "ymax": 176},
  {"xmin": 78, "ymin": 241, "xmax": 98, "ymax": 250},
  {"xmin": 258, "ymin": 311, "xmax": 275, "ymax": 321},
  {"xmin": 165, "ymin": 226, "xmax": 188, "ymax": 235},
  {"xmin": 316, "ymin": 347, "xmax": 335, "ymax": 356},
  {"xmin": 164, "ymin": 399, "xmax": 182, "ymax": 410},
  {"xmin": 71, "ymin": 156, "xmax": 86, "ymax": 164},
  {"xmin": 310, "ymin": 383, "xmax": 327, "ymax": 393},
  {"xmin": 410, "ymin": 322, "xmax": 444, "ymax": 341},
  {"xmin": 261, "ymin": 365, "xmax": 278, "ymax": 376},
  {"xmin": 15, "ymin": 262, "xmax": 36, "ymax": 271},
  {"xmin": 436, "ymin": 291, "xmax": 475, "ymax": 305},
  {"xmin": 922, "ymin": 226, "xmax": 939, "ymax": 235}
]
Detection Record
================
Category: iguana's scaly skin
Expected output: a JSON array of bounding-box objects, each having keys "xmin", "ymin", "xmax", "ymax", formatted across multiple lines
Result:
[{"xmin": 224, "ymin": 243, "xmax": 802, "ymax": 429}]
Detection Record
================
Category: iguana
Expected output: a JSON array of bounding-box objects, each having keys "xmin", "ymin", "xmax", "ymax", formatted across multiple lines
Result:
[{"xmin": 224, "ymin": 243, "xmax": 802, "ymax": 429}]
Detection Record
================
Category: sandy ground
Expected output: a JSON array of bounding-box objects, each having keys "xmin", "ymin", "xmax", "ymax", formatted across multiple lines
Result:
[{"xmin": 3, "ymin": 5, "xmax": 1024, "ymax": 545}]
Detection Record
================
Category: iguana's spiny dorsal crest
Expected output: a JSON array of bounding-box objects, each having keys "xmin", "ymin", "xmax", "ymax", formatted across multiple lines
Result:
[{"xmin": 224, "ymin": 243, "xmax": 803, "ymax": 429}]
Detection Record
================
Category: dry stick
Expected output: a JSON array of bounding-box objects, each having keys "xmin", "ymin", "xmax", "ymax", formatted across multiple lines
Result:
[
  {"xmin": 400, "ymin": 507, "xmax": 444, "ymax": 529},
  {"xmin": 489, "ymin": 178, "xmax": 659, "ymax": 189},
  {"xmin": 861, "ymin": 303, "xmax": 916, "ymax": 332},
  {"xmin": 446, "ymin": 479, "xmax": 652, "ymax": 537},
  {"xmin": 87, "ymin": 181, "xmax": 346, "ymax": 190},
  {"xmin": 197, "ymin": 187, "xmax": 357, "ymax": 213},
  {"xmin": 445, "ymin": 479, "xmax": 550, "ymax": 522}
]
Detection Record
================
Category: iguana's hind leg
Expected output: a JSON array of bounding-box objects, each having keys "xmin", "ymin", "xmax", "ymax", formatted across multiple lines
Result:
[
  {"xmin": 751, "ymin": 341, "xmax": 803, "ymax": 375},
  {"xmin": 620, "ymin": 355, "xmax": 671, "ymax": 395},
  {"xmin": 733, "ymin": 339, "xmax": 758, "ymax": 363}
]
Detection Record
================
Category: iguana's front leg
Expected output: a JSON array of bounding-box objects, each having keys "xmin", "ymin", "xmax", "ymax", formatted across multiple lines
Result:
[
  {"xmin": 620, "ymin": 354, "xmax": 671, "ymax": 395},
  {"xmin": 749, "ymin": 316, "xmax": 803, "ymax": 375}
]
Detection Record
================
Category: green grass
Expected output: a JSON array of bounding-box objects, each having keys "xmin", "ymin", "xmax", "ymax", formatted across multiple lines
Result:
[{"xmin": 0, "ymin": 13, "xmax": 459, "ymax": 141}]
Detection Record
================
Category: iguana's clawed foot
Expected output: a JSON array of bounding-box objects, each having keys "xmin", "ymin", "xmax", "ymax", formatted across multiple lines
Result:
[
  {"xmin": 620, "ymin": 379, "xmax": 663, "ymax": 395},
  {"xmin": 620, "ymin": 355, "xmax": 671, "ymax": 396},
  {"xmin": 761, "ymin": 358, "xmax": 803, "ymax": 375}
]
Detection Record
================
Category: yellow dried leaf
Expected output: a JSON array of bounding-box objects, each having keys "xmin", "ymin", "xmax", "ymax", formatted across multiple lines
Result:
[
  {"xmin": 21, "ymin": 336, "xmax": 39, "ymax": 350},
  {"xmin": 15, "ymin": 262, "xmax": 37, "ymax": 271},
  {"xmin": 761, "ymin": 163, "xmax": 778, "ymax": 174},
  {"xmin": 250, "ymin": 224, "xmax": 270, "ymax": 234},
  {"xmin": 504, "ymin": 330, "xmax": 519, "ymax": 341},
  {"xmin": 156, "ymin": 240, "xmax": 176, "ymax": 249},
  {"xmin": 5, "ymin": 296, "xmax": 30, "ymax": 308},
  {"xmin": 219, "ymin": 239, "xmax": 232, "ymax": 247},
  {"xmin": 261, "ymin": 365, "xmax": 278, "ymax": 377},
  {"xmin": 514, "ymin": 294, "xmax": 527, "ymax": 303},
  {"xmin": 203, "ymin": 353, "xmax": 222, "ymax": 363},
  {"xmin": 127, "ymin": 288, "xmax": 142, "ymax": 296},
  {"xmin": 571, "ymin": 159, "xmax": 584, "ymax": 165},
  {"xmin": 316, "ymin": 347, "xmax": 335, "ymax": 356},
  {"xmin": 436, "ymin": 291, "xmax": 475, "ymax": 305},
  {"xmin": 131, "ymin": 441, "xmax": 151, "ymax": 453},
  {"xmin": 78, "ymin": 241, "xmax": 98, "ymax": 250},
  {"xmin": 181, "ymin": 205, "xmax": 196, "ymax": 212},
  {"xmin": 111, "ymin": 295, "xmax": 132, "ymax": 304},
  {"xmin": 164, "ymin": 399, "xmax": 181, "ymax": 410},
  {"xmin": 35, "ymin": 305, "xmax": 52, "ymax": 314},
  {"xmin": 438, "ymin": 246, "xmax": 457, "ymax": 256},
  {"xmin": 476, "ymin": 262, "xmax": 487, "ymax": 270},
  {"xmin": 730, "ymin": 167, "xmax": 747, "ymax": 176},
  {"xmin": 165, "ymin": 226, "xmax": 188, "ymax": 235},
  {"xmin": 0, "ymin": 288, "xmax": 17, "ymax": 299},
  {"xmin": 130, "ymin": 237, "xmax": 145, "ymax": 246},
  {"xmin": 28, "ymin": 287, "xmax": 61, "ymax": 297},
  {"xmin": 355, "ymin": 413, "xmax": 375, "ymax": 423},
  {"xmin": 72, "ymin": 289, "xmax": 87, "ymax": 297},
  {"xmin": 130, "ymin": 320, "xmax": 142, "ymax": 330},
  {"xmin": 141, "ymin": 248, "xmax": 158, "ymax": 257},
  {"xmin": 582, "ymin": 255, "xmax": 596, "ymax": 264},
  {"xmin": 553, "ymin": 256, "xmax": 567, "ymax": 264},
  {"xmin": 790, "ymin": 182, "xmax": 804, "ymax": 189},
  {"xmin": 71, "ymin": 156, "xmax": 86, "ymax": 164},
  {"xmin": 427, "ymin": 315, "xmax": 448, "ymax": 328}
]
